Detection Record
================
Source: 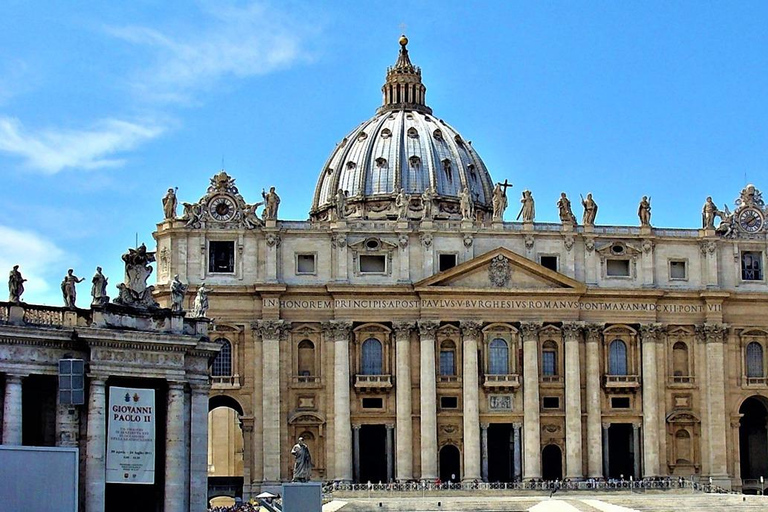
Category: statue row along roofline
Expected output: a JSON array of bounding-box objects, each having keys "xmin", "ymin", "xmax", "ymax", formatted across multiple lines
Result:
[{"xmin": 159, "ymin": 170, "xmax": 767, "ymax": 239}]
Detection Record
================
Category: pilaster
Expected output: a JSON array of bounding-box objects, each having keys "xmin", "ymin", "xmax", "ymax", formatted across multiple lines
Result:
[
  {"xmin": 585, "ymin": 325, "xmax": 603, "ymax": 477},
  {"xmin": 393, "ymin": 321, "xmax": 415, "ymax": 481},
  {"xmin": 418, "ymin": 320, "xmax": 439, "ymax": 480},
  {"xmin": 521, "ymin": 322, "xmax": 542, "ymax": 478},
  {"xmin": 698, "ymin": 323, "xmax": 729, "ymax": 482},
  {"xmin": 461, "ymin": 320, "xmax": 482, "ymax": 481},
  {"xmin": 563, "ymin": 322, "xmax": 583, "ymax": 479},
  {"xmin": 332, "ymin": 321, "xmax": 353, "ymax": 481},
  {"xmin": 640, "ymin": 323, "xmax": 663, "ymax": 477}
]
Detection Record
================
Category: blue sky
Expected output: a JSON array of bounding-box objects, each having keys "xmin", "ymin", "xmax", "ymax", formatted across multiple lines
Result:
[{"xmin": 1, "ymin": 1, "xmax": 767, "ymax": 306}]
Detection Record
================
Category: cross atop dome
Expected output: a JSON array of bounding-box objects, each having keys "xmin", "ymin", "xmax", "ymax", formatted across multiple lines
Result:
[{"xmin": 378, "ymin": 35, "xmax": 432, "ymax": 115}]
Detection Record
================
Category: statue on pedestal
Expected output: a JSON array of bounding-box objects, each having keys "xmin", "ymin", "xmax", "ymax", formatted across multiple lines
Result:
[
  {"xmin": 170, "ymin": 275, "xmax": 188, "ymax": 313},
  {"xmin": 702, "ymin": 196, "xmax": 719, "ymax": 229},
  {"xmin": 191, "ymin": 283, "xmax": 210, "ymax": 318},
  {"xmin": 638, "ymin": 196, "xmax": 652, "ymax": 226},
  {"xmin": 581, "ymin": 193, "xmax": 598, "ymax": 226},
  {"xmin": 459, "ymin": 186, "xmax": 474, "ymax": 221},
  {"xmin": 61, "ymin": 269, "xmax": 85, "ymax": 309},
  {"xmin": 492, "ymin": 183, "xmax": 508, "ymax": 221},
  {"xmin": 91, "ymin": 267, "xmax": 109, "ymax": 306},
  {"xmin": 114, "ymin": 244, "xmax": 159, "ymax": 309},
  {"xmin": 557, "ymin": 192, "xmax": 577, "ymax": 225},
  {"xmin": 291, "ymin": 437, "xmax": 312, "ymax": 482},
  {"xmin": 517, "ymin": 190, "xmax": 535, "ymax": 222},
  {"xmin": 421, "ymin": 186, "xmax": 436, "ymax": 220},
  {"xmin": 8, "ymin": 265, "xmax": 26, "ymax": 303},
  {"xmin": 162, "ymin": 187, "xmax": 178, "ymax": 220},
  {"xmin": 262, "ymin": 187, "xmax": 280, "ymax": 220},
  {"xmin": 395, "ymin": 188, "xmax": 409, "ymax": 220}
]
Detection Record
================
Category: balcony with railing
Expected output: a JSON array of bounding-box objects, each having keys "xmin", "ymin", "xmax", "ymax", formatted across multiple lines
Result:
[
  {"xmin": 211, "ymin": 374, "xmax": 241, "ymax": 389},
  {"xmin": 669, "ymin": 375, "xmax": 695, "ymax": 385},
  {"xmin": 603, "ymin": 374, "xmax": 640, "ymax": 390},
  {"xmin": 292, "ymin": 375, "xmax": 322, "ymax": 387},
  {"xmin": 354, "ymin": 374, "xmax": 393, "ymax": 392},
  {"xmin": 483, "ymin": 374, "xmax": 520, "ymax": 391},
  {"xmin": 541, "ymin": 375, "xmax": 564, "ymax": 384},
  {"xmin": 744, "ymin": 376, "xmax": 768, "ymax": 387},
  {"xmin": 437, "ymin": 375, "xmax": 461, "ymax": 386}
]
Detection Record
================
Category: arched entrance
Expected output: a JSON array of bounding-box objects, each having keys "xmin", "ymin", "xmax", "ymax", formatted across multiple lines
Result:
[
  {"xmin": 208, "ymin": 395, "xmax": 245, "ymax": 501},
  {"xmin": 542, "ymin": 444, "xmax": 563, "ymax": 481},
  {"xmin": 439, "ymin": 445, "xmax": 461, "ymax": 482},
  {"xmin": 740, "ymin": 396, "xmax": 768, "ymax": 493}
]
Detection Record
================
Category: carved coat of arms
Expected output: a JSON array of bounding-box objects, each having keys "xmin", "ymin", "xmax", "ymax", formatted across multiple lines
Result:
[{"xmin": 488, "ymin": 255, "xmax": 511, "ymax": 287}]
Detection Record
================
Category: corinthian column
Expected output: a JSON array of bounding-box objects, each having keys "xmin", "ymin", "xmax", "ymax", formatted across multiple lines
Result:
[
  {"xmin": 563, "ymin": 322, "xmax": 583, "ymax": 479},
  {"xmin": 418, "ymin": 320, "xmax": 439, "ymax": 480},
  {"xmin": 393, "ymin": 321, "xmax": 415, "ymax": 481},
  {"xmin": 165, "ymin": 382, "xmax": 187, "ymax": 512},
  {"xmin": 698, "ymin": 323, "xmax": 729, "ymax": 480},
  {"xmin": 331, "ymin": 321, "xmax": 353, "ymax": 481},
  {"xmin": 254, "ymin": 319, "xmax": 290, "ymax": 483},
  {"xmin": 461, "ymin": 320, "xmax": 482, "ymax": 481},
  {"xmin": 640, "ymin": 324, "xmax": 662, "ymax": 477},
  {"xmin": 521, "ymin": 322, "xmax": 542, "ymax": 478},
  {"xmin": 585, "ymin": 325, "xmax": 603, "ymax": 477}
]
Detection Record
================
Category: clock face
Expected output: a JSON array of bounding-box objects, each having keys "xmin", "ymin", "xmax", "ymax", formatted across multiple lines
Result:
[
  {"xmin": 738, "ymin": 207, "xmax": 764, "ymax": 233},
  {"xmin": 208, "ymin": 196, "xmax": 237, "ymax": 222}
]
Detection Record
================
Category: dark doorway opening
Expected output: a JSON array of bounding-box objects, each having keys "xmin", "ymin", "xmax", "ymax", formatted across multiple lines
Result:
[
  {"xmin": 542, "ymin": 444, "xmax": 563, "ymax": 481},
  {"xmin": 607, "ymin": 423, "xmax": 634, "ymax": 479},
  {"xmin": 487, "ymin": 424, "xmax": 514, "ymax": 482},
  {"xmin": 439, "ymin": 444, "xmax": 461, "ymax": 482},
  {"xmin": 358, "ymin": 425, "xmax": 387, "ymax": 483},
  {"xmin": 740, "ymin": 396, "xmax": 768, "ymax": 489},
  {"xmin": 22, "ymin": 375, "xmax": 56, "ymax": 446}
]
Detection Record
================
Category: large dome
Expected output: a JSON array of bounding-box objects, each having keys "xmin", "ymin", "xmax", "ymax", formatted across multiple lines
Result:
[{"xmin": 310, "ymin": 37, "xmax": 495, "ymax": 222}]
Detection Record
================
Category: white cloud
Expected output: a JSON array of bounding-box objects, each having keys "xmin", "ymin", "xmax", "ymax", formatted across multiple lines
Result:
[
  {"xmin": 0, "ymin": 116, "xmax": 164, "ymax": 173},
  {"xmin": 0, "ymin": 225, "xmax": 67, "ymax": 305},
  {"xmin": 105, "ymin": 2, "xmax": 314, "ymax": 103}
]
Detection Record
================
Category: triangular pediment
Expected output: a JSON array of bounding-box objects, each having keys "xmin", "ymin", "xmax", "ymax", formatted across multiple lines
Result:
[{"xmin": 415, "ymin": 247, "xmax": 586, "ymax": 293}]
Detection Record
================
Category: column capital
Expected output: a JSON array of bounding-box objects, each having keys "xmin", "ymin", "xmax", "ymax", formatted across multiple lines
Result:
[
  {"xmin": 520, "ymin": 322, "xmax": 542, "ymax": 340},
  {"xmin": 696, "ymin": 323, "xmax": 729, "ymax": 343},
  {"xmin": 167, "ymin": 380, "xmax": 186, "ymax": 391},
  {"xmin": 352, "ymin": 423, "xmax": 362, "ymax": 430},
  {"xmin": 252, "ymin": 319, "xmax": 291, "ymax": 340},
  {"xmin": 460, "ymin": 320, "xmax": 482, "ymax": 339},
  {"xmin": 3, "ymin": 373, "xmax": 27, "ymax": 382},
  {"xmin": 87, "ymin": 374, "xmax": 108, "ymax": 385},
  {"xmin": 385, "ymin": 423, "xmax": 395, "ymax": 430},
  {"xmin": 480, "ymin": 423, "xmax": 490, "ymax": 430},
  {"xmin": 331, "ymin": 320, "xmax": 353, "ymax": 340},
  {"xmin": 602, "ymin": 422, "xmax": 611, "ymax": 430},
  {"xmin": 393, "ymin": 321, "xmax": 415, "ymax": 339},
  {"xmin": 640, "ymin": 323, "xmax": 665, "ymax": 342},
  {"xmin": 512, "ymin": 422, "xmax": 522, "ymax": 430},
  {"xmin": 418, "ymin": 320, "xmax": 440, "ymax": 338},
  {"xmin": 562, "ymin": 322, "xmax": 584, "ymax": 341},
  {"xmin": 585, "ymin": 324, "xmax": 603, "ymax": 342},
  {"xmin": 632, "ymin": 422, "xmax": 641, "ymax": 430},
  {"xmin": 188, "ymin": 380, "xmax": 210, "ymax": 394}
]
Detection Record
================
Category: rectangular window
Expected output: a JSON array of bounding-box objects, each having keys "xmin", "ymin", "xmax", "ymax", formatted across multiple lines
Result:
[
  {"xmin": 296, "ymin": 254, "xmax": 316, "ymax": 274},
  {"xmin": 742, "ymin": 251, "xmax": 763, "ymax": 281},
  {"xmin": 58, "ymin": 359, "xmax": 85, "ymax": 405},
  {"xmin": 669, "ymin": 260, "xmax": 687, "ymax": 280},
  {"xmin": 439, "ymin": 350, "xmax": 455, "ymax": 376},
  {"xmin": 362, "ymin": 397, "xmax": 383, "ymax": 409},
  {"xmin": 542, "ymin": 396, "xmax": 560, "ymax": 409},
  {"xmin": 611, "ymin": 397, "xmax": 631, "ymax": 409},
  {"xmin": 209, "ymin": 241, "xmax": 235, "ymax": 273},
  {"xmin": 360, "ymin": 254, "xmax": 386, "ymax": 273},
  {"xmin": 440, "ymin": 396, "xmax": 458, "ymax": 409},
  {"xmin": 439, "ymin": 253, "xmax": 458, "ymax": 272},
  {"xmin": 542, "ymin": 351, "xmax": 556, "ymax": 376},
  {"xmin": 606, "ymin": 259, "xmax": 630, "ymax": 277},
  {"xmin": 540, "ymin": 255, "xmax": 558, "ymax": 272}
]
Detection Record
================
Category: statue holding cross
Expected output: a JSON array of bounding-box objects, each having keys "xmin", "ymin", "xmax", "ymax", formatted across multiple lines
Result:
[{"xmin": 492, "ymin": 179, "xmax": 512, "ymax": 221}]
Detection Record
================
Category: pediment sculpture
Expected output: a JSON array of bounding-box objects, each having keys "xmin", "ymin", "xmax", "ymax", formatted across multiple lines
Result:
[
  {"xmin": 114, "ymin": 244, "xmax": 159, "ymax": 309},
  {"xmin": 710, "ymin": 184, "xmax": 768, "ymax": 238}
]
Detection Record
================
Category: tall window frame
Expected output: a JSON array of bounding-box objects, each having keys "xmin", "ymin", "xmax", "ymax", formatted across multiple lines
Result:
[
  {"xmin": 212, "ymin": 338, "xmax": 233, "ymax": 377},
  {"xmin": 608, "ymin": 339, "xmax": 628, "ymax": 376}
]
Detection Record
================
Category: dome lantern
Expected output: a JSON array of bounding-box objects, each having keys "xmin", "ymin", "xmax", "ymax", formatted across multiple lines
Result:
[{"xmin": 378, "ymin": 35, "xmax": 432, "ymax": 115}]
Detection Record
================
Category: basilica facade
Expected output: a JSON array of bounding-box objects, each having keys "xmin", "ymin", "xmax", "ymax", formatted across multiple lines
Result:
[{"xmin": 153, "ymin": 37, "xmax": 768, "ymax": 497}]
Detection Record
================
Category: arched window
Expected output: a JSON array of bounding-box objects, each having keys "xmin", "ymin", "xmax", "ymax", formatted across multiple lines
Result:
[
  {"xmin": 212, "ymin": 338, "xmax": 232, "ymax": 377},
  {"xmin": 361, "ymin": 338, "xmax": 383, "ymax": 375},
  {"xmin": 672, "ymin": 342, "xmax": 689, "ymax": 377},
  {"xmin": 298, "ymin": 340, "xmax": 315, "ymax": 376},
  {"xmin": 746, "ymin": 342, "xmax": 764, "ymax": 378},
  {"xmin": 542, "ymin": 341, "xmax": 558, "ymax": 376},
  {"xmin": 440, "ymin": 340, "xmax": 456, "ymax": 376},
  {"xmin": 608, "ymin": 339, "xmax": 628, "ymax": 375},
  {"xmin": 489, "ymin": 338, "xmax": 509, "ymax": 375},
  {"xmin": 675, "ymin": 429, "xmax": 692, "ymax": 464}
]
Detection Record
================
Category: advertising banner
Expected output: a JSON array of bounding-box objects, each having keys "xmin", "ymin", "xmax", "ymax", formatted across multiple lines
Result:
[{"xmin": 106, "ymin": 387, "xmax": 155, "ymax": 484}]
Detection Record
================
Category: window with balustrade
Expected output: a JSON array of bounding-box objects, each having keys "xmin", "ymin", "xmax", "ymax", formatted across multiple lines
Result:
[
  {"xmin": 361, "ymin": 338, "xmax": 383, "ymax": 375},
  {"xmin": 489, "ymin": 338, "xmax": 509, "ymax": 375},
  {"xmin": 608, "ymin": 339, "xmax": 628, "ymax": 375},
  {"xmin": 212, "ymin": 338, "xmax": 232, "ymax": 377}
]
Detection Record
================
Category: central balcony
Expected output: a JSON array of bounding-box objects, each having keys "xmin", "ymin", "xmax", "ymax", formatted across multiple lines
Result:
[
  {"xmin": 483, "ymin": 374, "xmax": 520, "ymax": 391},
  {"xmin": 354, "ymin": 374, "xmax": 393, "ymax": 392}
]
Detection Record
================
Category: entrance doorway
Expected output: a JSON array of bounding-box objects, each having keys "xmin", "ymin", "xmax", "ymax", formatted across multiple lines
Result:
[
  {"xmin": 607, "ymin": 424, "xmax": 634, "ymax": 479},
  {"xmin": 208, "ymin": 395, "xmax": 244, "ymax": 501},
  {"xmin": 740, "ymin": 396, "xmax": 768, "ymax": 491},
  {"xmin": 542, "ymin": 444, "xmax": 563, "ymax": 481},
  {"xmin": 439, "ymin": 445, "xmax": 461, "ymax": 482},
  {"xmin": 358, "ymin": 425, "xmax": 387, "ymax": 483},
  {"xmin": 487, "ymin": 424, "xmax": 514, "ymax": 482}
]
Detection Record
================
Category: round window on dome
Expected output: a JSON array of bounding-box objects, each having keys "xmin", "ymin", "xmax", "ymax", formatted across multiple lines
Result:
[
  {"xmin": 357, "ymin": 132, "xmax": 368, "ymax": 142},
  {"xmin": 381, "ymin": 128, "xmax": 391, "ymax": 139},
  {"xmin": 407, "ymin": 128, "xmax": 418, "ymax": 139},
  {"xmin": 433, "ymin": 129, "xmax": 443, "ymax": 140}
]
